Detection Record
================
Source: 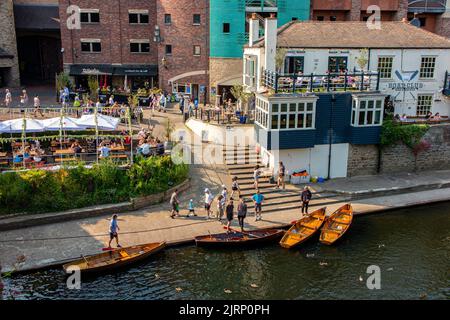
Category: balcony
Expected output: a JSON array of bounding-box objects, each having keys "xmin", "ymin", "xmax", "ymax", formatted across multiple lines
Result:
[
  {"xmin": 312, "ymin": 0, "xmax": 352, "ymax": 11},
  {"xmin": 444, "ymin": 71, "xmax": 450, "ymax": 96},
  {"xmin": 246, "ymin": 0, "xmax": 278, "ymax": 8},
  {"xmin": 262, "ymin": 70, "xmax": 381, "ymax": 94},
  {"xmin": 408, "ymin": 0, "xmax": 446, "ymax": 13}
]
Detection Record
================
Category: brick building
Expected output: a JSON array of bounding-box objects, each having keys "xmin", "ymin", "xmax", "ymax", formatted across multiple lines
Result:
[
  {"xmin": 156, "ymin": 0, "xmax": 209, "ymax": 103},
  {"xmin": 0, "ymin": 0, "xmax": 20, "ymax": 88},
  {"xmin": 59, "ymin": 0, "xmax": 159, "ymax": 94},
  {"xmin": 310, "ymin": 0, "xmax": 450, "ymax": 37}
]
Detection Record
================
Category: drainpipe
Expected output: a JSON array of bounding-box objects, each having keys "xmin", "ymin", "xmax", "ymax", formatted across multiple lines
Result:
[{"xmin": 327, "ymin": 94, "xmax": 336, "ymax": 179}]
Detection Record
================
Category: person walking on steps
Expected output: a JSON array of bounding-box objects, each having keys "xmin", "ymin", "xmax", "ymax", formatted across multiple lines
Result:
[
  {"xmin": 276, "ymin": 161, "xmax": 286, "ymax": 190},
  {"xmin": 230, "ymin": 176, "xmax": 241, "ymax": 199},
  {"xmin": 301, "ymin": 186, "xmax": 312, "ymax": 214},
  {"xmin": 237, "ymin": 196, "xmax": 248, "ymax": 232},
  {"xmin": 108, "ymin": 214, "xmax": 121, "ymax": 248},
  {"xmin": 253, "ymin": 165, "xmax": 261, "ymax": 190}
]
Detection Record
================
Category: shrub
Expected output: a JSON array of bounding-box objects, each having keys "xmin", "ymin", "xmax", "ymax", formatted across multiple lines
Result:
[{"xmin": 0, "ymin": 156, "xmax": 189, "ymax": 215}]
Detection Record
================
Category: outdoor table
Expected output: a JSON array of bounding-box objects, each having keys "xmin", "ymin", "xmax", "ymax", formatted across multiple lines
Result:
[
  {"xmin": 110, "ymin": 146, "xmax": 125, "ymax": 152},
  {"xmin": 54, "ymin": 149, "xmax": 75, "ymax": 155}
]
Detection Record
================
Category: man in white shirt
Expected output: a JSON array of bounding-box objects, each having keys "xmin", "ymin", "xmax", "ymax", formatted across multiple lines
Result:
[
  {"xmin": 4, "ymin": 89, "xmax": 12, "ymax": 107},
  {"xmin": 204, "ymin": 188, "xmax": 214, "ymax": 219}
]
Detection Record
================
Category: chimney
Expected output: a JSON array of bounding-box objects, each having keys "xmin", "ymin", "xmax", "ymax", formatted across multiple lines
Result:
[
  {"xmin": 264, "ymin": 13, "xmax": 278, "ymax": 73},
  {"xmin": 249, "ymin": 13, "xmax": 259, "ymax": 47}
]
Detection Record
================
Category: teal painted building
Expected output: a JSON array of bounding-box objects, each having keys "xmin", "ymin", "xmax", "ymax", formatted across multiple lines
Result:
[
  {"xmin": 210, "ymin": 0, "xmax": 311, "ymax": 58},
  {"xmin": 209, "ymin": 0, "xmax": 310, "ymax": 103}
]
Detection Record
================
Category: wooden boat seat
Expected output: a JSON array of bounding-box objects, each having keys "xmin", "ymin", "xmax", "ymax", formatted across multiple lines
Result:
[{"xmin": 119, "ymin": 250, "xmax": 130, "ymax": 258}]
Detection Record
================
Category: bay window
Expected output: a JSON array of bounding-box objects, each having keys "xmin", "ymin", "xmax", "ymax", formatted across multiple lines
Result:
[{"xmin": 351, "ymin": 95, "xmax": 385, "ymax": 127}]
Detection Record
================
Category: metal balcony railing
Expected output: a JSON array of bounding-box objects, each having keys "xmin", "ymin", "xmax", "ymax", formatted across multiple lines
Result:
[
  {"xmin": 262, "ymin": 70, "xmax": 381, "ymax": 94},
  {"xmin": 245, "ymin": 0, "xmax": 278, "ymax": 8}
]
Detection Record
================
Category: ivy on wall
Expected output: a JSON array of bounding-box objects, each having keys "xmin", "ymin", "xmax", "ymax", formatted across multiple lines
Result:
[{"xmin": 380, "ymin": 119, "xmax": 430, "ymax": 150}]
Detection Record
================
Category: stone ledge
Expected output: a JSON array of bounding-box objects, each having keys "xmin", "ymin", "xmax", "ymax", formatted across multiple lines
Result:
[{"xmin": 0, "ymin": 179, "xmax": 190, "ymax": 232}]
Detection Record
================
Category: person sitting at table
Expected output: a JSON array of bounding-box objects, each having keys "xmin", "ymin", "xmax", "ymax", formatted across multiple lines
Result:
[
  {"xmin": 156, "ymin": 139, "xmax": 165, "ymax": 156},
  {"xmin": 425, "ymin": 111, "xmax": 433, "ymax": 120},
  {"xmin": 431, "ymin": 112, "xmax": 441, "ymax": 121},
  {"xmin": 400, "ymin": 114, "xmax": 408, "ymax": 122},
  {"xmin": 394, "ymin": 114, "xmax": 401, "ymax": 122},
  {"xmin": 23, "ymin": 146, "xmax": 32, "ymax": 163},
  {"xmin": 33, "ymin": 149, "xmax": 44, "ymax": 163},
  {"xmin": 13, "ymin": 152, "xmax": 22, "ymax": 164},
  {"xmin": 99, "ymin": 143, "xmax": 111, "ymax": 159},
  {"xmin": 71, "ymin": 140, "xmax": 82, "ymax": 154}
]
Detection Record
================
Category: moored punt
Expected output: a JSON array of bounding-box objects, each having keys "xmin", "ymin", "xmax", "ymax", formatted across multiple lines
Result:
[
  {"xmin": 62, "ymin": 242, "xmax": 166, "ymax": 274},
  {"xmin": 195, "ymin": 229, "xmax": 285, "ymax": 248},
  {"xmin": 320, "ymin": 204, "xmax": 353, "ymax": 245},
  {"xmin": 280, "ymin": 207, "xmax": 327, "ymax": 249}
]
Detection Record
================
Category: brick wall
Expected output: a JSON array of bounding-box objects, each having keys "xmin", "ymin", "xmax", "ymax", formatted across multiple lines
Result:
[
  {"xmin": 156, "ymin": 0, "xmax": 209, "ymax": 96},
  {"xmin": 348, "ymin": 0, "xmax": 361, "ymax": 21},
  {"xmin": 347, "ymin": 124, "xmax": 450, "ymax": 176},
  {"xmin": 436, "ymin": 15, "xmax": 450, "ymax": 38},
  {"xmin": 59, "ymin": 0, "xmax": 158, "ymax": 66},
  {"xmin": 394, "ymin": 0, "xmax": 408, "ymax": 21},
  {"xmin": 0, "ymin": 0, "xmax": 20, "ymax": 87}
]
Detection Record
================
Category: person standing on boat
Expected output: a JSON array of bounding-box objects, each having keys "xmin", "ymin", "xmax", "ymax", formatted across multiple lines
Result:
[
  {"xmin": 108, "ymin": 214, "xmax": 121, "ymax": 248},
  {"xmin": 252, "ymin": 189, "xmax": 264, "ymax": 221},
  {"xmin": 237, "ymin": 196, "xmax": 248, "ymax": 232},
  {"xmin": 301, "ymin": 186, "xmax": 312, "ymax": 214},
  {"xmin": 217, "ymin": 194, "xmax": 225, "ymax": 221},
  {"xmin": 225, "ymin": 198, "xmax": 234, "ymax": 233}
]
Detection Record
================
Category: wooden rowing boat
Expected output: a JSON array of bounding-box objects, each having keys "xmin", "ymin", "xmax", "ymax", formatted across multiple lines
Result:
[
  {"xmin": 62, "ymin": 242, "xmax": 166, "ymax": 274},
  {"xmin": 279, "ymin": 207, "xmax": 327, "ymax": 249},
  {"xmin": 195, "ymin": 228, "xmax": 285, "ymax": 248},
  {"xmin": 320, "ymin": 204, "xmax": 353, "ymax": 245}
]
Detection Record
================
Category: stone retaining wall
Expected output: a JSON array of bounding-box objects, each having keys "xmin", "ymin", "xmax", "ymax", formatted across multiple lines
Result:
[
  {"xmin": 348, "ymin": 124, "xmax": 450, "ymax": 176},
  {"xmin": 0, "ymin": 179, "xmax": 190, "ymax": 231}
]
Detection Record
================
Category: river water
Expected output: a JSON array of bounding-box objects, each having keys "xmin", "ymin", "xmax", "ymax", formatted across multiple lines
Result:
[{"xmin": 2, "ymin": 202, "xmax": 449, "ymax": 300}]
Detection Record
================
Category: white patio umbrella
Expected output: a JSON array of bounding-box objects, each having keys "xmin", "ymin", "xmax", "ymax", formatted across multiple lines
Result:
[
  {"xmin": 1, "ymin": 118, "xmax": 45, "ymax": 133},
  {"xmin": 42, "ymin": 116, "xmax": 85, "ymax": 131},
  {"xmin": 0, "ymin": 122, "xmax": 7, "ymax": 134},
  {"xmin": 76, "ymin": 114, "xmax": 120, "ymax": 131}
]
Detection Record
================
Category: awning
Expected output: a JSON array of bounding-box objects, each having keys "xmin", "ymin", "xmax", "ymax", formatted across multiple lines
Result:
[
  {"xmin": 69, "ymin": 64, "xmax": 114, "ymax": 76},
  {"xmin": 14, "ymin": 4, "xmax": 60, "ymax": 31},
  {"xmin": 113, "ymin": 65, "xmax": 158, "ymax": 76}
]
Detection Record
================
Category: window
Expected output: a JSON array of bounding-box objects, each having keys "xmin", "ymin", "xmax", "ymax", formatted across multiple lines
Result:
[
  {"xmin": 292, "ymin": 17, "xmax": 298, "ymax": 21},
  {"xmin": 193, "ymin": 14, "xmax": 201, "ymax": 25},
  {"xmin": 269, "ymin": 101, "xmax": 316, "ymax": 130},
  {"xmin": 419, "ymin": 17, "xmax": 426, "ymax": 27},
  {"xmin": 165, "ymin": 45, "xmax": 172, "ymax": 55},
  {"xmin": 130, "ymin": 40, "xmax": 150, "ymax": 53},
  {"xmin": 80, "ymin": 10, "xmax": 99, "ymax": 23},
  {"xmin": 81, "ymin": 39, "xmax": 101, "ymax": 53},
  {"xmin": 193, "ymin": 45, "xmax": 201, "ymax": 56},
  {"xmin": 416, "ymin": 94, "xmax": 433, "ymax": 116},
  {"xmin": 284, "ymin": 56, "xmax": 304, "ymax": 74},
  {"xmin": 164, "ymin": 14, "xmax": 171, "ymax": 25},
  {"xmin": 328, "ymin": 56, "xmax": 348, "ymax": 73},
  {"xmin": 129, "ymin": 11, "xmax": 149, "ymax": 24},
  {"xmin": 317, "ymin": 16, "xmax": 324, "ymax": 21},
  {"xmin": 244, "ymin": 56, "xmax": 257, "ymax": 88},
  {"xmin": 351, "ymin": 97, "xmax": 384, "ymax": 126},
  {"xmin": 223, "ymin": 23, "xmax": 230, "ymax": 33},
  {"xmin": 378, "ymin": 56, "xmax": 393, "ymax": 79},
  {"xmin": 255, "ymin": 98, "xmax": 269, "ymax": 129},
  {"xmin": 420, "ymin": 56, "xmax": 436, "ymax": 79}
]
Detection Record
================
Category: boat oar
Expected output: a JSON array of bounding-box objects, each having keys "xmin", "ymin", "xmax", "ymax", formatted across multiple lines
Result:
[{"xmin": 81, "ymin": 254, "xmax": 90, "ymax": 267}]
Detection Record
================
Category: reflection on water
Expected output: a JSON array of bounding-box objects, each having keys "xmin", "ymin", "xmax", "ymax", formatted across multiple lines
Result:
[{"xmin": 3, "ymin": 202, "xmax": 450, "ymax": 300}]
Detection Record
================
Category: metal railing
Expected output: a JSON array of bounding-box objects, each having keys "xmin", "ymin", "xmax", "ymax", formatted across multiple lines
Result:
[
  {"xmin": 262, "ymin": 70, "xmax": 381, "ymax": 94},
  {"xmin": 187, "ymin": 107, "xmax": 254, "ymax": 125},
  {"xmin": 408, "ymin": 0, "xmax": 446, "ymax": 13}
]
